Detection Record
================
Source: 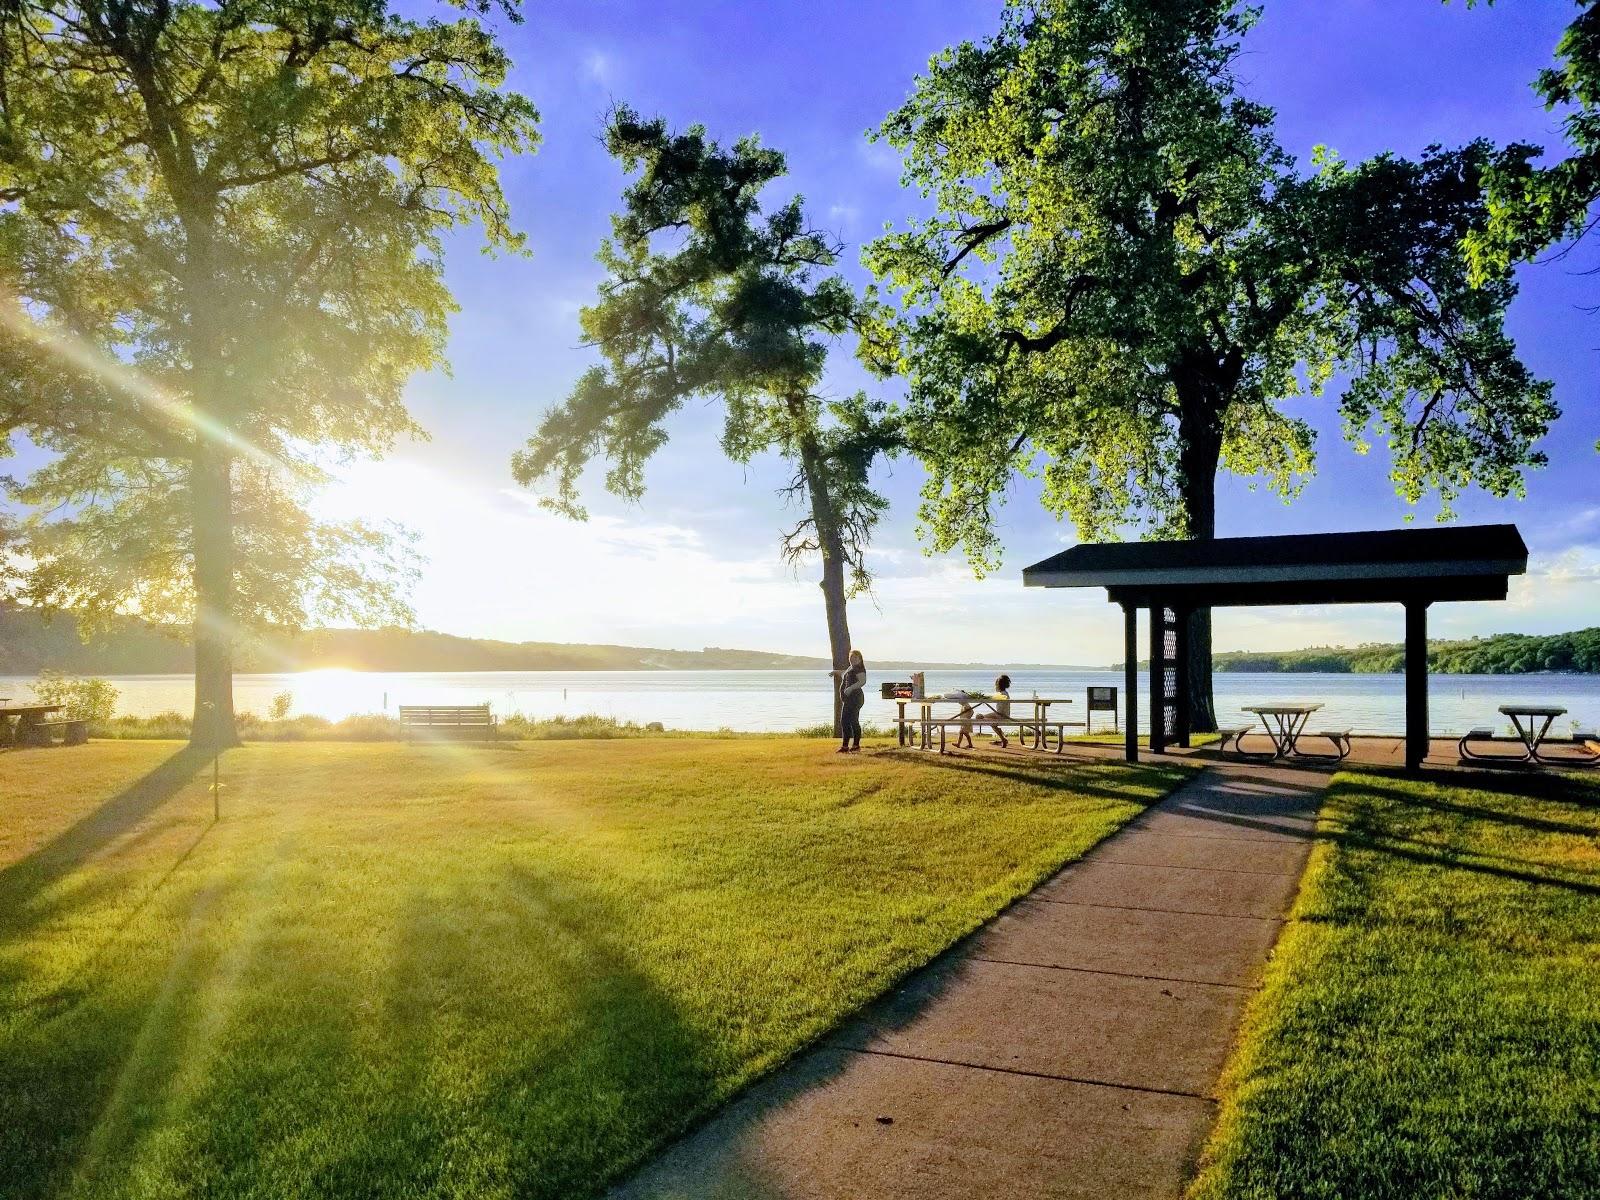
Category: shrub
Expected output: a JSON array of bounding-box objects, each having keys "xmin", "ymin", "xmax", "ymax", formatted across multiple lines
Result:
[
  {"xmin": 267, "ymin": 691, "xmax": 294, "ymax": 721},
  {"xmin": 32, "ymin": 670, "xmax": 119, "ymax": 723},
  {"xmin": 93, "ymin": 711, "xmax": 191, "ymax": 739},
  {"xmin": 501, "ymin": 713, "xmax": 640, "ymax": 740}
]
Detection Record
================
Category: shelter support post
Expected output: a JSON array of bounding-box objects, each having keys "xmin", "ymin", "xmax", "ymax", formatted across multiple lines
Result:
[
  {"xmin": 1123, "ymin": 603, "xmax": 1138, "ymax": 763},
  {"xmin": 1149, "ymin": 606, "xmax": 1165, "ymax": 754},
  {"xmin": 1405, "ymin": 600, "xmax": 1430, "ymax": 772}
]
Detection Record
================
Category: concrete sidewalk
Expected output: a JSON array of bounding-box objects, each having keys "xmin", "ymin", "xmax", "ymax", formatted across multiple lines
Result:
[{"xmin": 611, "ymin": 762, "xmax": 1330, "ymax": 1200}]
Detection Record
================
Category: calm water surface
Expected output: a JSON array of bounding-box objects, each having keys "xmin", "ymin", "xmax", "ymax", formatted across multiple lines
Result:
[{"xmin": 4, "ymin": 668, "xmax": 1598, "ymax": 737}]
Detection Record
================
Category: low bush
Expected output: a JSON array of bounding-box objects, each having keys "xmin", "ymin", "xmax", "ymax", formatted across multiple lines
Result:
[
  {"xmin": 31, "ymin": 670, "xmax": 119, "ymax": 722},
  {"xmin": 86, "ymin": 711, "xmax": 730, "ymax": 741}
]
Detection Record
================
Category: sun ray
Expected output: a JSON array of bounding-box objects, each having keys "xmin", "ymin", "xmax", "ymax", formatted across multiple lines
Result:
[{"xmin": 0, "ymin": 287, "xmax": 287, "ymax": 475}]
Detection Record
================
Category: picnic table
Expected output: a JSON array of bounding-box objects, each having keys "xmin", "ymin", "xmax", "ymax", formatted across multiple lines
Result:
[
  {"xmin": 1233, "ymin": 703, "xmax": 1323, "ymax": 760},
  {"xmin": 891, "ymin": 694, "xmax": 1074, "ymax": 751},
  {"xmin": 0, "ymin": 703, "xmax": 64, "ymax": 747},
  {"xmin": 1500, "ymin": 704, "xmax": 1567, "ymax": 760},
  {"xmin": 1458, "ymin": 704, "xmax": 1600, "ymax": 766}
]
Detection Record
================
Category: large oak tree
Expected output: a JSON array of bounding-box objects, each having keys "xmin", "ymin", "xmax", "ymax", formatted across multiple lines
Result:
[
  {"xmin": 0, "ymin": 0, "xmax": 538, "ymax": 745},
  {"xmin": 513, "ymin": 110, "xmax": 899, "ymax": 731},
  {"xmin": 863, "ymin": 0, "xmax": 1555, "ymax": 730}
]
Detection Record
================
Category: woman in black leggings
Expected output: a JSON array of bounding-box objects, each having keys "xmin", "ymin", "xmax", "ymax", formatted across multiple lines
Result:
[{"xmin": 838, "ymin": 649, "xmax": 866, "ymax": 753}]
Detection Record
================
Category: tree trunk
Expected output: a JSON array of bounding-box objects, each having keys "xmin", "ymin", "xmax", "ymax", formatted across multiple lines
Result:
[
  {"xmin": 818, "ymin": 520, "xmax": 853, "ymax": 737},
  {"xmin": 190, "ymin": 442, "xmax": 239, "ymax": 748},
  {"xmin": 1176, "ymin": 387, "xmax": 1223, "ymax": 734},
  {"xmin": 790, "ymin": 403, "xmax": 853, "ymax": 734}
]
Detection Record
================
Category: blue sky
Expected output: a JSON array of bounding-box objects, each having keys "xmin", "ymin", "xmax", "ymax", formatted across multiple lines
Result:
[{"xmin": 320, "ymin": 1, "xmax": 1595, "ymax": 663}]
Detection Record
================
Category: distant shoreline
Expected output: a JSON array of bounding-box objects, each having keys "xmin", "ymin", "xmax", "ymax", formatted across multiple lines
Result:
[{"xmin": 0, "ymin": 664, "xmax": 1109, "ymax": 679}]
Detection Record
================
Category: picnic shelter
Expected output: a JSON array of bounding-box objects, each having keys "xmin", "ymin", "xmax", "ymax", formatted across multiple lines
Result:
[{"xmin": 1022, "ymin": 524, "xmax": 1530, "ymax": 771}]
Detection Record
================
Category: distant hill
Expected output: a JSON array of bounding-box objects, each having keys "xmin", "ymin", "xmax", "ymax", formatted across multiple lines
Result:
[
  {"xmin": 0, "ymin": 607, "xmax": 830, "ymax": 673},
  {"xmin": 0, "ymin": 606, "xmax": 1081, "ymax": 675},
  {"xmin": 1210, "ymin": 628, "xmax": 1600, "ymax": 675}
]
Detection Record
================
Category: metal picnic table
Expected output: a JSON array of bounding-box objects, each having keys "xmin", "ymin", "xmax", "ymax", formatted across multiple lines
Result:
[
  {"xmin": 1499, "ymin": 704, "xmax": 1568, "ymax": 762},
  {"xmin": 1238, "ymin": 702, "xmax": 1323, "ymax": 759},
  {"xmin": 891, "ymin": 694, "xmax": 1074, "ymax": 751}
]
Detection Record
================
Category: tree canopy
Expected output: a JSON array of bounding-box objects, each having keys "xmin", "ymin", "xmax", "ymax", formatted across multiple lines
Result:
[
  {"xmin": 0, "ymin": 0, "xmax": 537, "ymax": 743},
  {"xmin": 862, "ymin": 0, "xmax": 1556, "ymax": 728},
  {"xmin": 1465, "ymin": 0, "xmax": 1599, "ymax": 448},
  {"xmin": 1464, "ymin": 0, "xmax": 1600, "ymax": 283},
  {"xmin": 513, "ymin": 109, "xmax": 898, "ymax": 721}
]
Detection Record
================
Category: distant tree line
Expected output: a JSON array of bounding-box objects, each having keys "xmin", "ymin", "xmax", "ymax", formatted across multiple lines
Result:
[{"xmin": 1213, "ymin": 629, "xmax": 1600, "ymax": 674}]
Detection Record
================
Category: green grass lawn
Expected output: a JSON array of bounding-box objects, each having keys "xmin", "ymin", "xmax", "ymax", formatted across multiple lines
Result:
[
  {"xmin": 0, "ymin": 738, "xmax": 1184, "ymax": 1200},
  {"xmin": 1191, "ymin": 767, "xmax": 1600, "ymax": 1200}
]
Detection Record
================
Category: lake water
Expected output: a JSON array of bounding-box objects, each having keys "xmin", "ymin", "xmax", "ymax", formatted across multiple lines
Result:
[{"xmin": 4, "ymin": 668, "xmax": 1599, "ymax": 738}]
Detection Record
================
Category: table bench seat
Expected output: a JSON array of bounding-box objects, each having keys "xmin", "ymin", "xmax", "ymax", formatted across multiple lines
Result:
[
  {"xmin": 1295, "ymin": 729, "xmax": 1352, "ymax": 762},
  {"xmin": 1214, "ymin": 726, "xmax": 1279, "ymax": 761},
  {"xmin": 1458, "ymin": 727, "xmax": 1534, "ymax": 762},
  {"xmin": 912, "ymin": 717, "xmax": 1072, "ymax": 755},
  {"xmin": 17, "ymin": 719, "xmax": 89, "ymax": 747}
]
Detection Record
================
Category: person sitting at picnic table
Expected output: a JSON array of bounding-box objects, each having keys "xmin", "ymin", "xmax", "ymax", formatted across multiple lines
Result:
[
  {"xmin": 838, "ymin": 649, "xmax": 867, "ymax": 754},
  {"xmin": 953, "ymin": 674, "xmax": 1013, "ymax": 749}
]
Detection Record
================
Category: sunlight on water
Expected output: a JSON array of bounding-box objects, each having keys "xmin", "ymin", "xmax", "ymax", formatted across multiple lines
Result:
[{"xmin": 3, "ymin": 669, "xmax": 1598, "ymax": 737}]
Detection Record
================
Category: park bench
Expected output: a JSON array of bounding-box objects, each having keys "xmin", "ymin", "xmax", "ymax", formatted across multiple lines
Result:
[{"xmin": 398, "ymin": 704, "xmax": 497, "ymax": 740}]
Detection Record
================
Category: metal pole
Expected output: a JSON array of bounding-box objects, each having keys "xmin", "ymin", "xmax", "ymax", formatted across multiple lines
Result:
[
  {"xmin": 1123, "ymin": 603, "xmax": 1139, "ymax": 763},
  {"xmin": 1174, "ymin": 606, "xmax": 1191, "ymax": 748},
  {"xmin": 1405, "ymin": 601, "xmax": 1430, "ymax": 771},
  {"xmin": 1149, "ymin": 605, "xmax": 1165, "ymax": 754}
]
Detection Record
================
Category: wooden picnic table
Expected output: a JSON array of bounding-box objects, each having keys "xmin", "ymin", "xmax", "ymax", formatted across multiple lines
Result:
[
  {"xmin": 1238, "ymin": 702, "xmax": 1324, "ymax": 759},
  {"xmin": 891, "ymin": 694, "xmax": 1075, "ymax": 751}
]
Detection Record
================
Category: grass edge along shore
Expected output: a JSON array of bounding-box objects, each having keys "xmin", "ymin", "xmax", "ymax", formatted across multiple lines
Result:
[
  {"xmin": 1190, "ymin": 766, "xmax": 1600, "ymax": 1200},
  {"xmin": 84, "ymin": 711, "xmax": 884, "ymax": 741},
  {"xmin": 0, "ymin": 738, "xmax": 1190, "ymax": 1200}
]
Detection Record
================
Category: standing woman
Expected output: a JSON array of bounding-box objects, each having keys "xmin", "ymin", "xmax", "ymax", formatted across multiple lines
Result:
[{"xmin": 838, "ymin": 650, "xmax": 867, "ymax": 753}]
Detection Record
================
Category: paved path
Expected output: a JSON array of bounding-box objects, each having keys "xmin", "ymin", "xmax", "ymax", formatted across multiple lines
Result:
[{"xmin": 612, "ymin": 761, "xmax": 1330, "ymax": 1200}]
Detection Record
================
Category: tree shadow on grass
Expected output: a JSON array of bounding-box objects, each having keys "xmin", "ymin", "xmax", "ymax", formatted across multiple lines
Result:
[
  {"xmin": 0, "ymin": 866, "xmax": 247, "ymax": 1200},
  {"xmin": 88, "ymin": 858, "xmax": 729, "ymax": 1200},
  {"xmin": 1314, "ymin": 825, "xmax": 1600, "ymax": 898},
  {"xmin": 909, "ymin": 749, "xmax": 1190, "ymax": 806},
  {"xmin": 0, "ymin": 746, "xmax": 214, "ymax": 1019},
  {"xmin": 1304, "ymin": 772, "xmax": 1600, "ymax": 905},
  {"xmin": 0, "ymin": 746, "xmax": 211, "ymax": 931},
  {"xmin": 1341, "ymin": 769, "xmax": 1600, "ymax": 837}
]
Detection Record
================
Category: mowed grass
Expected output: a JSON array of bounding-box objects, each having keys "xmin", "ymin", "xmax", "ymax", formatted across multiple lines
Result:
[
  {"xmin": 0, "ymin": 738, "xmax": 1185, "ymax": 1200},
  {"xmin": 1191, "ymin": 768, "xmax": 1600, "ymax": 1200}
]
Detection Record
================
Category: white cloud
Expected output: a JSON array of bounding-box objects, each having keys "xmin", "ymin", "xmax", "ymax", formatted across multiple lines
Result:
[
  {"xmin": 826, "ymin": 202, "xmax": 861, "ymax": 234},
  {"xmin": 309, "ymin": 460, "xmax": 1599, "ymax": 663},
  {"xmin": 312, "ymin": 461, "xmax": 812, "ymax": 646},
  {"xmin": 583, "ymin": 50, "xmax": 617, "ymax": 85},
  {"xmin": 855, "ymin": 138, "xmax": 903, "ymax": 178}
]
